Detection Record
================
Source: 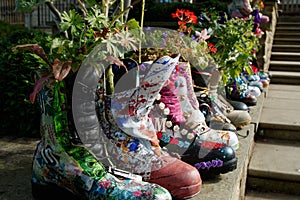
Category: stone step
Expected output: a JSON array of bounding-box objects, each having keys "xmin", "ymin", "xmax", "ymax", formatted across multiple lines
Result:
[
  {"xmin": 273, "ymin": 38, "xmax": 300, "ymax": 45},
  {"xmin": 269, "ymin": 60, "xmax": 300, "ymax": 72},
  {"xmin": 189, "ymin": 92, "xmax": 266, "ymax": 200},
  {"xmin": 268, "ymin": 71, "xmax": 300, "ymax": 84},
  {"xmin": 258, "ymin": 84, "xmax": 300, "ymax": 141},
  {"xmin": 272, "ymin": 44, "xmax": 300, "ymax": 52},
  {"xmin": 274, "ymin": 32, "xmax": 300, "ymax": 39},
  {"xmin": 275, "ymin": 26, "xmax": 300, "ymax": 33},
  {"xmin": 271, "ymin": 52, "xmax": 300, "ymax": 61},
  {"xmin": 247, "ymin": 140, "xmax": 300, "ymax": 195},
  {"xmin": 259, "ymin": 105, "xmax": 300, "ymax": 131},
  {"xmin": 277, "ymin": 21, "xmax": 300, "ymax": 26},
  {"xmin": 278, "ymin": 16, "xmax": 300, "ymax": 22},
  {"xmin": 245, "ymin": 190, "xmax": 300, "ymax": 200},
  {"xmin": 268, "ymin": 83, "xmax": 300, "ymax": 93}
]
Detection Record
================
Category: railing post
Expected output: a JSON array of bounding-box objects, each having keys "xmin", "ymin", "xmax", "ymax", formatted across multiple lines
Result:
[{"xmin": 24, "ymin": 13, "xmax": 32, "ymax": 29}]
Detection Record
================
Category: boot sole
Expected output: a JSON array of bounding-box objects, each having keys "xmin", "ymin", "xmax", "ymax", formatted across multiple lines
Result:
[
  {"xmin": 234, "ymin": 119, "xmax": 252, "ymax": 129},
  {"xmin": 171, "ymin": 180, "xmax": 202, "ymax": 200}
]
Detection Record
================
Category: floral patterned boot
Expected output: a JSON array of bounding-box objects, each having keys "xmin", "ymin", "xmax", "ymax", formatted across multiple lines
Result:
[
  {"xmin": 97, "ymin": 55, "xmax": 202, "ymax": 199},
  {"xmin": 31, "ymin": 74, "xmax": 172, "ymax": 200},
  {"xmin": 149, "ymin": 61, "xmax": 238, "ymax": 176}
]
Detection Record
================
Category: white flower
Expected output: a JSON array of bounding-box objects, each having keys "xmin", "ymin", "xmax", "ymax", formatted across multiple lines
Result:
[
  {"xmin": 173, "ymin": 125, "xmax": 180, "ymax": 132},
  {"xmin": 163, "ymin": 107, "xmax": 170, "ymax": 115},
  {"xmin": 181, "ymin": 129, "xmax": 188, "ymax": 135},
  {"xmin": 156, "ymin": 93, "xmax": 161, "ymax": 100},
  {"xmin": 166, "ymin": 121, "xmax": 173, "ymax": 128},
  {"xmin": 159, "ymin": 102, "xmax": 165, "ymax": 109},
  {"xmin": 187, "ymin": 133, "xmax": 194, "ymax": 140}
]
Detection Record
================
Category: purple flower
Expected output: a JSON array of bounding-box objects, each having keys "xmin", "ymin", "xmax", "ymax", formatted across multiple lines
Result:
[
  {"xmin": 217, "ymin": 159, "xmax": 223, "ymax": 167},
  {"xmin": 194, "ymin": 162, "xmax": 207, "ymax": 170},
  {"xmin": 162, "ymin": 32, "xmax": 168, "ymax": 38},
  {"xmin": 179, "ymin": 32, "xmax": 185, "ymax": 38},
  {"xmin": 199, "ymin": 16, "xmax": 205, "ymax": 21},
  {"xmin": 139, "ymin": 64, "xmax": 147, "ymax": 71},
  {"xmin": 206, "ymin": 161, "xmax": 212, "ymax": 169},
  {"xmin": 212, "ymin": 160, "xmax": 218, "ymax": 167}
]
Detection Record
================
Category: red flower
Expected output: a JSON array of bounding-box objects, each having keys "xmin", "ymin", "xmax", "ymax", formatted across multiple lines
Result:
[
  {"xmin": 207, "ymin": 43, "xmax": 217, "ymax": 53},
  {"xmin": 178, "ymin": 21, "xmax": 186, "ymax": 26},
  {"xmin": 172, "ymin": 9, "xmax": 185, "ymax": 19},
  {"xmin": 187, "ymin": 12, "xmax": 197, "ymax": 24},
  {"xmin": 171, "ymin": 9, "xmax": 197, "ymax": 25}
]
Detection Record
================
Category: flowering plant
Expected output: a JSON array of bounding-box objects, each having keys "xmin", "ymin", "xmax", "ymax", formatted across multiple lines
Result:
[
  {"xmin": 138, "ymin": 9, "xmax": 212, "ymax": 69},
  {"xmin": 171, "ymin": 9, "xmax": 197, "ymax": 35},
  {"xmin": 13, "ymin": 2, "xmax": 141, "ymax": 91},
  {"xmin": 196, "ymin": 8, "xmax": 263, "ymax": 84}
]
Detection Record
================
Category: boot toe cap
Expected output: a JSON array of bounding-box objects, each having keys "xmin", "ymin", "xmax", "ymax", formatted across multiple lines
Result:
[{"xmin": 149, "ymin": 157, "xmax": 202, "ymax": 199}]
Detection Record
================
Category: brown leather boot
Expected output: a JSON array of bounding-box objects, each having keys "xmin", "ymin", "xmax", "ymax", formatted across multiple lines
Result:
[{"xmin": 149, "ymin": 156, "xmax": 202, "ymax": 199}]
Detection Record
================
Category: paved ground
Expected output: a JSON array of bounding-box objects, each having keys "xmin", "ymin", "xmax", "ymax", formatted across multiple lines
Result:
[{"xmin": 0, "ymin": 136, "xmax": 39, "ymax": 200}]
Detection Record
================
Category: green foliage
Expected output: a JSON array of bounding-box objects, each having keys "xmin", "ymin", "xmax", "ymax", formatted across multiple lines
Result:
[
  {"xmin": 2, "ymin": 2, "xmax": 141, "ymax": 138},
  {"xmin": 194, "ymin": 9, "xmax": 261, "ymax": 84},
  {"xmin": 15, "ymin": 0, "xmax": 46, "ymax": 12},
  {"xmin": 141, "ymin": 28, "xmax": 211, "ymax": 69},
  {"xmin": 0, "ymin": 20, "xmax": 25, "ymax": 38},
  {"xmin": 0, "ymin": 28, "xmax": 50, "ymax": 137},
  {"xmin": 48, "ymin": 5, "xmax": 140, "ymax": 72}
]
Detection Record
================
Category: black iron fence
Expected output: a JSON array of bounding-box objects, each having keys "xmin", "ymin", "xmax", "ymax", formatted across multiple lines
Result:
[
  {"xmin": 0, "ymin": 0, "xmax": 77, "ymax": 28},
  {"xmin": 1, "ymin": 1, "xmax": 300, "ymax": 28},
  {"xmin": 0, "ymin": 0, "xmax": 24, "ymax": 24},
  {"xmin": 34, "ymin": 0, "xmax": 77, "ymax": 27}
]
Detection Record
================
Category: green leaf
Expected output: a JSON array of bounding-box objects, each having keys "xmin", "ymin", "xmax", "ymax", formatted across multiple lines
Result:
[
  {"xmin": 86, "ymin": 6, "xmax": 109, "ymax": 29},
  {"xmin": 15, "ymin": 0, "xmax": 47, "ymax": 12}
]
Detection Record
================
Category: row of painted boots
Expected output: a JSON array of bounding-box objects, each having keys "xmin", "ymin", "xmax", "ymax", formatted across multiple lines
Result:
[{"xmin": 31, "ymin": 55, "xmax": 264, "ymax": 199}]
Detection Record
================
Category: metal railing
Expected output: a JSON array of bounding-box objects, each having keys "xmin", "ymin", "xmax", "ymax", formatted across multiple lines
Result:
[
  {"xmin": 280, "ymin": 0, "xmax": 300, "ymax": 14},
  {"xmin": 0, "ymin": 0, "xmax": 24, "ymax": 24},
  {"xmin": 34, "ymin": 0, "xmax": 77, "ymax": 27},
  {"xmin": 0, "ymin": 0, "xmax": 77, "ymax": 27}
]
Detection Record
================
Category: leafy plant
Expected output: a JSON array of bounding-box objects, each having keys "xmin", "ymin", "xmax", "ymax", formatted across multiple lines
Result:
[
  {"xmin": 12, "ymin": 1, "xmax": 142, "ymax": 106},
  {"xmin": 0, "ymin": 29, "xmax": 50, "ymax": 137},
  {"xmin": 0, "ymin": 20, "xmax": 24, "ymax": 38},
  {"xmin": 5, "ymin": 1, "xmax": 143, "ymax": 138},
  {"xmin": 194, "ymin": 9, "xmax": 263, "ymax": 84}
]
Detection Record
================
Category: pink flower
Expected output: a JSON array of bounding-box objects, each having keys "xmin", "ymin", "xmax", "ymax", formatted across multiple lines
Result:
[
  {"xmin": 133, "ymin": 191, "xmax": 143, "ymax": 197},
  {"xmin": 99, "ymin": 181, "xmax": 111, "ymax": 189},
  {"xmin": 195, "ymin": 28, "xmax": 210, "ymax": 42}
]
